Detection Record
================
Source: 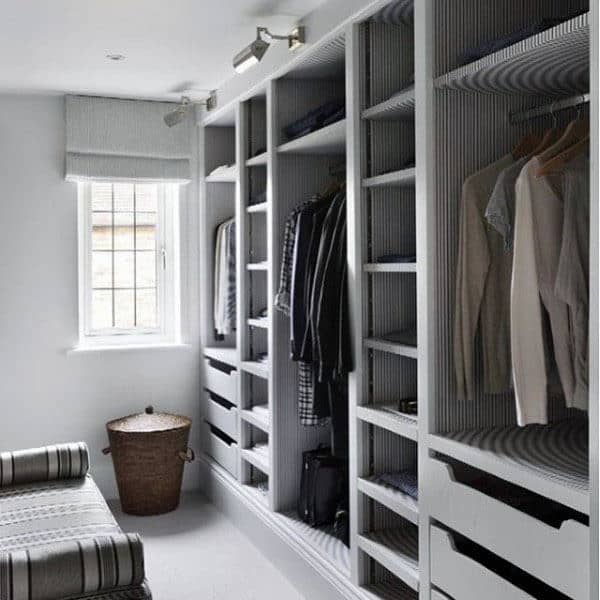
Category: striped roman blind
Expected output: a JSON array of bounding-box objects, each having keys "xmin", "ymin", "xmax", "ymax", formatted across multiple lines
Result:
[{"xmin": 66, "ymin": 95, "xmax": 192, "ymax": 184}]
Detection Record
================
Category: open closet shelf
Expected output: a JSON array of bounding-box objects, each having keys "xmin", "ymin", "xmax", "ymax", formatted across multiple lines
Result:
[
  {"xmin": 240, "ymin": 405, "xmax": 270, "ymax": 432},
  {"xmin": 241, "ymin": 443, "xmax": 270, "ymax": 475},
  {"xmin": 247, "ymin": 317, "xmax": 269, "ymax": 329},
  {"xmin": 364, "ymin": 263, "xmax": 417, "ymax": 273},
  {"xmin": 357, "ymin": 477, "xmax": 419, "ymax": 525},
  {"xmin": 364, "ymin": 338, "xmax": 418, "ymax": 360},
  {"xmin": 204, "ymin": 346, "xmax": 238, "ymax": 367},
  {"xmin": 247, "ymin": 262, "xmax": 268, "ymax": 271},
  {"xmin": 356, "ymin": 404, "xmax": 418, "ymax": 442},
  {"xmin": 357, "ymin": 528, "xmax": 419, "ymax": 591},
  {"xmin": 362, "ymin": 581, "xmax": 418, "ymax": 600},
  {"xmin": 247, "ymin": 202, "xmax": 268, "ymax": 214},
  {"xmin": 279, "ymin": 511, "xmax": 351, "ymax": 578},
  {"xmin": 241, "ymin": 361, "xmax": 269, "ymax": 379},
  {"xmin": 246, "ymin": 152, "xmax": 268, "ymax": 167},
  {"xmin": 434, "ymin": 12, "xmax": 589, "ymax": 96},
  {"xmin": 363, "ymin": 168, "xmax": 415, "ymax": 189},
  {"xmin": 205, "ymin": 165, "xmax": 238, "ymax": 183},
  {"xmin": 428, "ymin": 418, "xmax": 589, "ymax": 514},
  {"xmin": 362, "ymin": 87, "xmax": 415, "ymax": 121},
  {"xmin": 277, "ymin": 119, "xmax": 346, "ymax": 155}
]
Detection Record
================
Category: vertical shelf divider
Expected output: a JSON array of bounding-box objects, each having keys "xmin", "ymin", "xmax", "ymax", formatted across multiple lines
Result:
[{"xmin": 235, "ymin": 101, "xmax": 248, "ymax": 484}]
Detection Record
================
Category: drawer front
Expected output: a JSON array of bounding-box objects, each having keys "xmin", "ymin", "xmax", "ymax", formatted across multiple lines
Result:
[
  {"xmin": 203, "ymin": 423, "xmax": 238, "ymax": 478},
  {"xmin": 204, "ymin": 358, "xmax": 238, "ymax": 405},
  {"xmin": 205, "ymin": 393, "xmax": 238, "ymax": 440},
  {"xmin": 428, "ymin": 457, "xmax": 589, "ymax": 599},
  {"xmin": 430, "ymin": 526, "xmax": 535, "ymax": 600}
]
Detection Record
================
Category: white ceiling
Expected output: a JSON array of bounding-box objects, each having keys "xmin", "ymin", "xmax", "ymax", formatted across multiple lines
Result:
[{"xmin": 0, "ymin": 0, "xmax": 328, "ymax": 101}]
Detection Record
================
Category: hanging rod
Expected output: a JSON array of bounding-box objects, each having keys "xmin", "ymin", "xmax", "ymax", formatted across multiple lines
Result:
[{"xmin": 510, "ymin": 93, "xmax": 589, "ymax": 124}]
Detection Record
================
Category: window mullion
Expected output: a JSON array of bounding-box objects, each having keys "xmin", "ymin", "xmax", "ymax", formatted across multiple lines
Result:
[
  {"xmin": 133, "ymin": 184, "xmax": 138, "ymax": 327},
  {"xmin": 111, "ymin": 184, "xmax": 115, "ymax": 328}
]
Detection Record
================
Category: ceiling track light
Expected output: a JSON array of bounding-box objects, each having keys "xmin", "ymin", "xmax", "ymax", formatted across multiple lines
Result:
[
  {"xmin": 233, "ymin": 26, "xmax": 305, "ymax": 73},
  {"xmin": 163, "ymin": 91, "xmax": 217, "ymax": 127}
]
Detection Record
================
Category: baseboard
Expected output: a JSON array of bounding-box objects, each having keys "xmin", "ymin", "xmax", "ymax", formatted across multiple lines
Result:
[{"xmin": 199, "ymin": 455, "xmax": 369, "ymax": 600}]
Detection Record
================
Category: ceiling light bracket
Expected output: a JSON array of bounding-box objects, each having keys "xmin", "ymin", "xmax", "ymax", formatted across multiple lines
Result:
[{"xmin": 257, "ymin": 26, "xmax": 305, "ymax": 50}]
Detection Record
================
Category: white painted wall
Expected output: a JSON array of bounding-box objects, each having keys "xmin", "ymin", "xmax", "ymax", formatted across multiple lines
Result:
[{"xmin": 0, "ymin": 94, "xmax": 201, "ymax": 498}]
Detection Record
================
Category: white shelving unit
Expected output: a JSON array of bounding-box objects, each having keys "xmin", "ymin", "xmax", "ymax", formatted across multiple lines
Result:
[{"xmin": 198, "ymin": 1, "xmax": 597, "ymax": 598}]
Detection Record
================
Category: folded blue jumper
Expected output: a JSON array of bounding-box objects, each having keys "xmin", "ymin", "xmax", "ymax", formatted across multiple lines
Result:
[{"xmin": 283, "ymin": 100, "xmax": 345, "ymax": 140}]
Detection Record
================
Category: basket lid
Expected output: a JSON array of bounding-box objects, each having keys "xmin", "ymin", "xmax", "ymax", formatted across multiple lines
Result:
[{"xmin": 107, "ymin": 406, "xmax": 191, "ymax": 433}]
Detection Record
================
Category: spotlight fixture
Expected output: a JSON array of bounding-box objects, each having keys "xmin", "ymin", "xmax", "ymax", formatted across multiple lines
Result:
[
  {"xmin": 163, "ymin": 91, "xmax": 217, "ymax": 127},
  {"xmin": 233, "ymin": 26, "xmax": 305, "ymax": 73},
  {"xmin": 164, "ymin": 96, "xmax": 191, "ymax": 127}
]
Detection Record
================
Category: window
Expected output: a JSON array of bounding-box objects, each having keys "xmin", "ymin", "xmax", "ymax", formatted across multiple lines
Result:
[{"xmin": 77, "ymin": 181, "xmax": 180, "ymax": 348}]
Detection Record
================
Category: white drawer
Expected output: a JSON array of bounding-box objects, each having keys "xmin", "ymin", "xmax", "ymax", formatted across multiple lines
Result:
[
  {"xmin": 204, "ymin": 358, "xmax": 238, "ymax": 405},
  {"xmin": 428, "ymin": 457, "xmax": 589, "ymax": 599},
  {"xmin": 203, "ymin": 422, "xmax": 238, "ymax": 478},
  {"xmin": 205, "ymin": 392, "xmax": 238, "ymax": 440},
  {"xmin": 430, "ymin": 526, "xmax": 535, "ymax": 600}
]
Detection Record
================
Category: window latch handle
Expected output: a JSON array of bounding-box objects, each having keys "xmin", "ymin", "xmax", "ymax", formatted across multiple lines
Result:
[{"xmin": 161, "ymin": 246, "xmax": 167, "ymax": 270}]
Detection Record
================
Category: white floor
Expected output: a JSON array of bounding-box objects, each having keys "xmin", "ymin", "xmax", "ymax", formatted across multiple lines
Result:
[{"xmin": 111, "ymin": 493, "xmax": 305, "ymax": 600}]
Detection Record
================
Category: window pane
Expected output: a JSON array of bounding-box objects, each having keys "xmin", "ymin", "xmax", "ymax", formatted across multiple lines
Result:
[
  {"xmin": 114, "ymin": 289, "xmax": 135, "ymax": 329},
  {"xmin": 137, "ymin": 289, "xmax": 158, "ymax": 328},
  {"xmin": 135, "ymin": 184, "xmax": 158, "ymax": 212},
  {"xmin": 92, "ymin": 290, "xmax": 113, "ymax": 329},
  {"xmin": 135, "ymin": 219, "xmax": 156, "ymax": 250},
  {"xmin": 114, "ymin": 212, "xmax": 134, "ymax": 250},
  {"xmin": 136, "ymin": 251, "xmax": 156, "ymax": 287},
  {"xmin": 114, "ymin": 251, "xmax": 134, "ymax": 288},
  {"xmin": 92, "ymin": 251, "xmax": 112, "ymax": 288},
  {"xmin": 114, "ymin": 183, "xmax": 134, "ymax": 211},
  {"xmin": 91, "ymin": 183, "xmax": 112, "ymax": 211},
  {"xmin": 92, "ymin": 212, "xmax": 112, "ymax": 250}
]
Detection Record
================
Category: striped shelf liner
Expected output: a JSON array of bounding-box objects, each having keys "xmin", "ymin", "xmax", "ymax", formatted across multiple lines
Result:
[
  {"xmin": 429, "ymin": 417, "xmax": 589, "ymax": 513},
  {"xmin": 362, "ymin": 87, "xmax": 415, "ymax": 121},
  {"xmin": 370, "ymin": 0, "xmax": 414, "ymax": 26},
  {"xmin": 362, "ymin": 580, "xmax": 418, "ymax": 600},
  {"xmin": 435, "ymin": 12, "xmax": 589, "ymax": 96},
  {"xmin": 280, "ymin": 511, "xmax": 351, "ymax": 577},
  {"xmin": 358, "ymin": 527, "xmax": 419, "ymax": 590}
]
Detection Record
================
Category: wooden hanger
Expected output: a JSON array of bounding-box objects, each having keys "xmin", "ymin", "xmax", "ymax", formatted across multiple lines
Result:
[
  {"xmin": 537, "ymin": 115, "xmax": 589, "ymax": 164},
  {"xmin": 530, "ymin": 127, "xmax": 560, "ymax": 155},
  {"xmin": 537, "ymin": 135, "xmax": 589, "ymax": 177},
  {"xmin": 511, "ymin": 132, "xmax": 541, "ymax": 160}
]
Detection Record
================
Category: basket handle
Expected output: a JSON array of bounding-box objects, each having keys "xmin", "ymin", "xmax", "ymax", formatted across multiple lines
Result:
[
  {"xmin": 177, "ymin": 447, "xmax": 195, "ymax": 463},
  {"xmin": 102, "ymin": 447, "xmax": 111, "ymax": 455}
]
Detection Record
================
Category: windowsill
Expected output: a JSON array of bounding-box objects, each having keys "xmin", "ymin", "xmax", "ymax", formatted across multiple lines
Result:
[{"xmin": 67, "ymin": 342, "xmax": 191, "ymax": 355}]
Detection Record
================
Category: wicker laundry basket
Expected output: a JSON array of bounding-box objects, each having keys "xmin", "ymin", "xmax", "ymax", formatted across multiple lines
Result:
[{"xmin": 104, "ymin": 406, "xmax": 194, "ymax": 515}]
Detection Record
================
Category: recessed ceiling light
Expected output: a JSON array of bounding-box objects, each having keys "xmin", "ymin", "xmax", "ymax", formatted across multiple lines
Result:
[{"xmin": 106, "ymin": 53, "xmax": 126, "ymax": 61}]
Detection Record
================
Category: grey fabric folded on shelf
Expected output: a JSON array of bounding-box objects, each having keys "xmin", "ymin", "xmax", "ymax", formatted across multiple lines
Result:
[
  {"xmin": 0, "ymin": 442, "xmax": 89, "ymax": 487},
  {"xmin": 377, "ymin": 254, "xmax": 416, "ymax": 264},
  {"xmin": 382, "ymin": 323, "xmax": 417, "ymax": 347},
  {"xmin": 375, "ymin": 470, "xmax": 418, "ymax": 500}
]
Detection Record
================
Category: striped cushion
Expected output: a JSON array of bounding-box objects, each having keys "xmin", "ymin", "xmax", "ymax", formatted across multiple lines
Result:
[
  {"xmin": 0, "ymin": 534, "xmax": 145, "ymax": 600},
  {"xmin": 0, "ymin": 443, "xmax": 89, "ymax": 488}
]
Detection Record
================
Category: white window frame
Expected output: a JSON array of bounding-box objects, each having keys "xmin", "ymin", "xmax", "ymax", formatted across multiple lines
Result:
[{"xmin": 77, "ymin": 181, "xmax": 181, "ymax": 349}]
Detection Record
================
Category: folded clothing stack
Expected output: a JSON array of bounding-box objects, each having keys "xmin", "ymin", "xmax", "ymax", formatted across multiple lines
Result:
[
  {"xmin": 377, "ymin": 253, "xmax": 416, "ymax": 263},
  {"xmin": 374, "ymin": 469, "xmax": 418, "ymax": 500},
  {"xmin": 283, "ymin": 100, "xmax": 345, "ymax": 141},
  {"xmin": 459, "ymin": 15, "xmax": 582, "ymax": 65}
]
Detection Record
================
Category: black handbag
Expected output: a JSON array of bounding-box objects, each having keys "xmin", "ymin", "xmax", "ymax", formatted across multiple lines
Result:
[{"xmin": 297, "ymin": 446, "xmax": 347, "ymax": 527}]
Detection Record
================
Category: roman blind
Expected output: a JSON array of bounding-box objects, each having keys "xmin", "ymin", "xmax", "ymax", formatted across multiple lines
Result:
[{"xmin": 65, "ymin": 95, "xmax": 192, "ymax": 183}]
